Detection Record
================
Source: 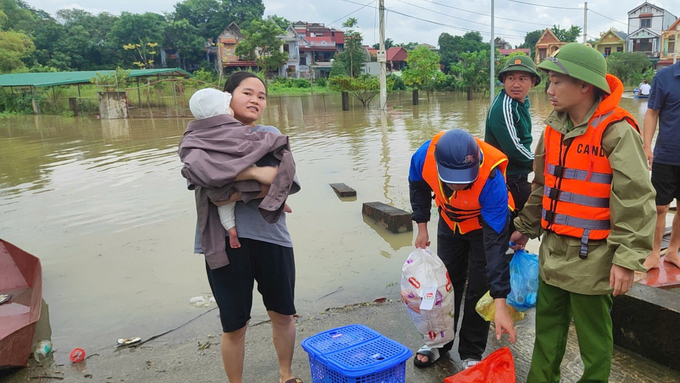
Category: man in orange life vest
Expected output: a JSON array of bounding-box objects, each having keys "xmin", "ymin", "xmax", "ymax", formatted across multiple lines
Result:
[
  {"xmin": 510, "ymin": 43, "xmax": 656, "ymax": 382},
  {"xmin": 408, "ymin": 128, "xmax": 516, "ymax": 370}
]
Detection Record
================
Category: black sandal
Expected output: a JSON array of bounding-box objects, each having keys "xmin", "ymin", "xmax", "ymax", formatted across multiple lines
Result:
[{"xmin": 413, "ymin": 340, "xmax": 454, "ymax": 369}]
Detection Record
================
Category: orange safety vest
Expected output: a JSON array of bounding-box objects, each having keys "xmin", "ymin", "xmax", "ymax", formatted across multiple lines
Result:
[
  {"xmin": 541, "ymin": 74, "xmax": 640, "ymax": 258},
  {"xmin": 422, "ymin": 132, "xmax": 515, "ymax": 234}
]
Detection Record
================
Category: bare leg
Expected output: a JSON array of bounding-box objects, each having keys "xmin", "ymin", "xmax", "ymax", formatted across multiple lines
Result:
[
  {"xmin": 268, "ymin": 311, "xmax": 296, "ymax": 383},
  {"xmin": 221, "ymin": 325, "xmax": 247, "ymax": 383},
  {"xmin": 663, "ymin": 207, "xmax": 680, "ymax": 268},
  {"xmin": 644, "ymin": 204, "xmax": 670, "ymax": 270},
  {"xmin": 228, "ymin": 227, "xmax": 241, "ymax": 249}
]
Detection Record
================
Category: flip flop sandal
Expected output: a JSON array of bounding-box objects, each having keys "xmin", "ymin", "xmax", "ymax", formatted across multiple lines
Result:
[
  {"xmin": 283, "ymin": 379, "xmax": 303, "ymax": 383},
  {"xmin": 413, "ymin": 344, "xmax": 441, "ymax": 368}
]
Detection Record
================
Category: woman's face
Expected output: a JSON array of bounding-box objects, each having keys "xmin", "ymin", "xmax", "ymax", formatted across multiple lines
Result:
[{"xmin": 229, "ymin": 77, "xmax": 267, "ymax": 125}]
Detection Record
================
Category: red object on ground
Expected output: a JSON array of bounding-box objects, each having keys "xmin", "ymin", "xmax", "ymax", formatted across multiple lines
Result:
[
  {"xmin": 444, "ymin": 347, "xmax": 516, "ymax": 383},
  {"xmin": 69, "ymin": 348, "xmax": 86, "ymax": 363},
  {"xmin": 0, "ymin": 240, "xmax": 43, "ymax": 368}
]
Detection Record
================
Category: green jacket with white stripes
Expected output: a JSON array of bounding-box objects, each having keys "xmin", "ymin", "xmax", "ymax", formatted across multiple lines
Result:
[{"xmin": 484, "ymin": 89, "xmax": 534, "ymax": 177}]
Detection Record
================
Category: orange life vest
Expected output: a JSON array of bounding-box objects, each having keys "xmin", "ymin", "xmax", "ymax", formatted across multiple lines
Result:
[
  {"xmin": 541, "ymin": 74, "xmax": 640, "ymax": 258},
  {"xmin": 422, "ymin": 132, "xmax": 515, "ymax": 234}
]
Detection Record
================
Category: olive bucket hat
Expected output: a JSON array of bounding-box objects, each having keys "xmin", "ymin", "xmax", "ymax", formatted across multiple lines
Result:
[
  {"xmin": 498, "ymin": 55, "xmax": 541, "ymax": 85},
  {"xmin": 537, "ymin": 42, "xmax": 610, "ymax": 94}
]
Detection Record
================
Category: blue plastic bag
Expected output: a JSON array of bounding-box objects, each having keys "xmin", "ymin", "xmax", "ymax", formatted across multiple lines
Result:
[{"xmin": 506, "ymin": 249, "xmax": 539, "ymax": 312}]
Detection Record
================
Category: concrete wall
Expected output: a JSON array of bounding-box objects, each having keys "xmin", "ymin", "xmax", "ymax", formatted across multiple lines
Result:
[{"xmin": 98, "ymin": 92, "xmax": 129, "ymax": 120}]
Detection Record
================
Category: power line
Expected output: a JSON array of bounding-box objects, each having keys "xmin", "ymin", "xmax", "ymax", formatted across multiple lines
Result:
[
  {"xmin": 329, "ymin": 0, "xmax": 376, "ymax": 26},
  {"xmin": 340, "ymin": 0, "xmax": 525, "ymax": 38},
  {"xmin": 588, "ymin": 8, "xmax": 628, "ymax": 27},
  {"xmin": 419, "ymin": 0, "xmax": 552, "ymax": 27},
  {"xmin": 394, "ymin": 0, "xmax": 533, "ymax": 35},
  {"xmin": 504, "ymin": 0, "xmax": 581, "ymax": 11}
]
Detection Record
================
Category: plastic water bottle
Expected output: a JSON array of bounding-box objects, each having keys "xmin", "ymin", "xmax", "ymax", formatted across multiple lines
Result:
[{"xmin": 33, "ymin": 341, "xmax": 53, "ymax": 364}]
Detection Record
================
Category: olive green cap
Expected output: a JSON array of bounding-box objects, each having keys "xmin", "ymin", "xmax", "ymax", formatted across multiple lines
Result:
[
  {"xmin": 537, "ymin": 42, "xmax": 610, "ymax": 94},
  {"xmin": 498, "ymin": 55, "xmax": 541, "ymax": 85}
]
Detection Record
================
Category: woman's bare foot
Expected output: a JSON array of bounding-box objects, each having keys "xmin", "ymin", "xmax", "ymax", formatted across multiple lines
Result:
[
  {"xmin": 227, "ymin": 227, "xmax": 241, "ymax": 249},
  {"xmin": 644, "ymin": 252, "xmax": 662, "ymax": 270},
  {"xmin": 663, "ymin": 250, "xmax": 680, "ymax": 268}
]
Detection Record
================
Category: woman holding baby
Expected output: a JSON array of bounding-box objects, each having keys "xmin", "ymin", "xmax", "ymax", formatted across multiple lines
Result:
[{"xmin": 180, "ymin": 71, "xmax": 302, "ymax": 383}]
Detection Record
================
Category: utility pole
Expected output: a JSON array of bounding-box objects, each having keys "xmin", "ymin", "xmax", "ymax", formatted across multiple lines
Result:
[
  {"xmin": 490, "ymin": 0, "xmax": 495, "ymax": 104},
  {"xmin": 379, "ymin": 0, "xmax": 387, "ymax": 109},
  {"xmin": 583, "ymin": 2, "xmax": 588, "ymax": 44}
]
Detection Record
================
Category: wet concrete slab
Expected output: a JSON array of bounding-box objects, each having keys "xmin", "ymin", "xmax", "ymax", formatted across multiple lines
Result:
[
  {"xmin": 639, "ymin": 227, "xmax": 680, "ymax": 288},
  {"xmin": 2, "ymin": 300, "xmax": 679, "ymax": 383},
  {"xmin": 362, "ymin": 202, "xmax": 413, "ymax": 233},
  {"xmin": 329, "ymin": 183, "xmax": 357, "ymax": 198}
]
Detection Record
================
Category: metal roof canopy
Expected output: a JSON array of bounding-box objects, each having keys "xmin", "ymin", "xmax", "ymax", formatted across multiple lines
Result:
[{"xmin": 0, "ymin": 68, "xmax": 192, "ymax": 88}]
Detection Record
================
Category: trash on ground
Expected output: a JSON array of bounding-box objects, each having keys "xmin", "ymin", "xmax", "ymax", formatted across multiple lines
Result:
[
  {"xmin": 116, "ymin": 337, "xmax": 142, "ymax": 347},
  {"xmin": 189, "ymin": 295, "xmax": 216, "ymax": 308},
  {"xmin": 69, "ymin": 348, "xmax": 86, "ymax": 363},
  {"xmin": 33, "ymin": 340, "xmax": 53, "ymax": 364}
]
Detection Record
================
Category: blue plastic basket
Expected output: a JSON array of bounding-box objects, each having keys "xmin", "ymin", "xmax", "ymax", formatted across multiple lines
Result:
[{"xmin": 301, "ymin": 325, "xmax": 412, "ymax": 383}]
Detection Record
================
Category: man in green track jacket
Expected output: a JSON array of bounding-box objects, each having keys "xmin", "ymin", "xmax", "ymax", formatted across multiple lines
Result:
[{"xmin": 485, "ymin": 55, "xmax": 540, "ymax": 212}]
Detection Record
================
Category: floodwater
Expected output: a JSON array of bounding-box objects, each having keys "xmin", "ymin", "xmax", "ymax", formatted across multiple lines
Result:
[{"xmin": 0, "ymin": 91, "xmax": 652, "ymax": 360}]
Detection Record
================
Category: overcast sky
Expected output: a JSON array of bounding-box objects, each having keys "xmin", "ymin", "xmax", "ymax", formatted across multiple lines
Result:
[{"xmin": 24, "ymin": 0, "xmax": 672, "ymax": 47}]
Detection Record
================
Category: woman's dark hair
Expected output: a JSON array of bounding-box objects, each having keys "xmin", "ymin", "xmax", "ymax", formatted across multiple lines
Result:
[{"xmin": 223, "ymin": 71, "xmax": 267, "ymax": 94}]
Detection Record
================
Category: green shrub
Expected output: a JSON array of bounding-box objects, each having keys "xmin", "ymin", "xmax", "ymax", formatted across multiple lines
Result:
[
  {"xmin": 315, "ymin": 77, "xmax": 327, "ymax": 87},
  {"xmin": 388, "ymin": 73, "xmax": 405, "ymax": 91},
  {"xmin": 0, "ymin": 89, "xmax": 35, "ymax": 114}
]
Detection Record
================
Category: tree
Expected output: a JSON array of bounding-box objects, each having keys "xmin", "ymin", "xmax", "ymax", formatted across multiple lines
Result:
[
  {"xmin": 606, "ymin": 52, "xmax": 652, "ymax": 86},
  {"xmin": 0, "ymin": 0, "xmax": 41, "ymax": 34},
  {"xmin": 372, "ymin": 38, "xmax": 394, "ymax": 50},
  {"xmin": 551, "ymin": 25, "xmax": 582, "ymax": 43},
  {"xmin": 164, "ymin": 18, "xmax": 206, "ymax": 69},
  {"xmin": 329, "ymin": 58, "xmax": 347, "ymax": 77},
  {"xmin": 267, "ymin": 14, "xmax": 290, "ymax": 30},
  {"xmin": 402, "ymin": 46, "xmax": 442, "ymax": 97},
  {"xmin": 438, "ymin": 31, "xmax": 488, "ymax": 73},
  {"xmin": 328, "ymin": 74, "xmax": 394, "ymax": 107},
  {"xmin": 110, "ymin": 12, "xmax": 166, "ymax": 68},
  {"xmin": 450, "ymin": 50, "xmax": 491, "ymax": 94},
  {"xmin": 235, "ymin": 18, "xmax": 287, "ymax": 78},
  {"xmin": 336, "ymin": 18, "xmax": 366, "ymax": 78},
  {"xmin": 172, "ymin": 0, "xmax": 264, "ymax": 39},
  {"xmin": 396, "ymin": 42, "xmax": 419, "ymax": 50},
  {"xmin": 518, "ymin": 30, "xmax": 542, "ymax": 59},
  {"xmin": 0, "ymin": 29, "xmax": 34, "ymax": 72}
]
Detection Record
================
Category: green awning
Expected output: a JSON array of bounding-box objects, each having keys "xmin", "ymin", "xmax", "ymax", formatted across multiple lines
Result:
[{"xmin": 0, "ymin": 68, "xmax": 192, "ymax": 88}]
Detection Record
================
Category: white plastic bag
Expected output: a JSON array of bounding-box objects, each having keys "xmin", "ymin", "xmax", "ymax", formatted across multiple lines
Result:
[{"xmin": 400, "ymin": 247, "xmax": 455, "ymax": 348}]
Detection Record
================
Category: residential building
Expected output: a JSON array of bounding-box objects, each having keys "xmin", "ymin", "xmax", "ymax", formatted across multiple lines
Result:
[
  {"xmin": 277, "ymin": 26, "xmax": 303, "ymax": 77},
  {"xmin": 494, "ymin": 37, "xmax": 512, "ymax": 50},
  {"xmin": 498, "ymin": 48, "xmax": 531, "ymax": 57},
  {"xmin": 387, "ymin": 47, "xmax": 408, "ymax": 71},
  {"xmin": 362, "ymin": 46, "xmax": 380, "ymax": 75},
  {"xmin": 658, "ymin": 18, "xmax": 680, "ymax": 69},
  {"xmin": 594, "ymin": 28, "xmax": 627, "ymax": 57},
  {"xmin": 294, "ymin": 21, "xmax": 344, "ymax": 79},
  {"xmin": 216, "ymin": 23, "xmax": 257, "ymax": 72},
  {"xmin": 626, "ymin": 1, "xmax": 677, "ymax": 63},
  {"xmin": 534, "ymin": 28, "xmax": 568, "ymax": 64}
]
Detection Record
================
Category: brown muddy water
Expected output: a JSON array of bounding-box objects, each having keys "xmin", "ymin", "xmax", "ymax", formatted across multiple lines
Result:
[{"xmin": 0, "ymin": 91, "xmax": 651, "ymax": 361}]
